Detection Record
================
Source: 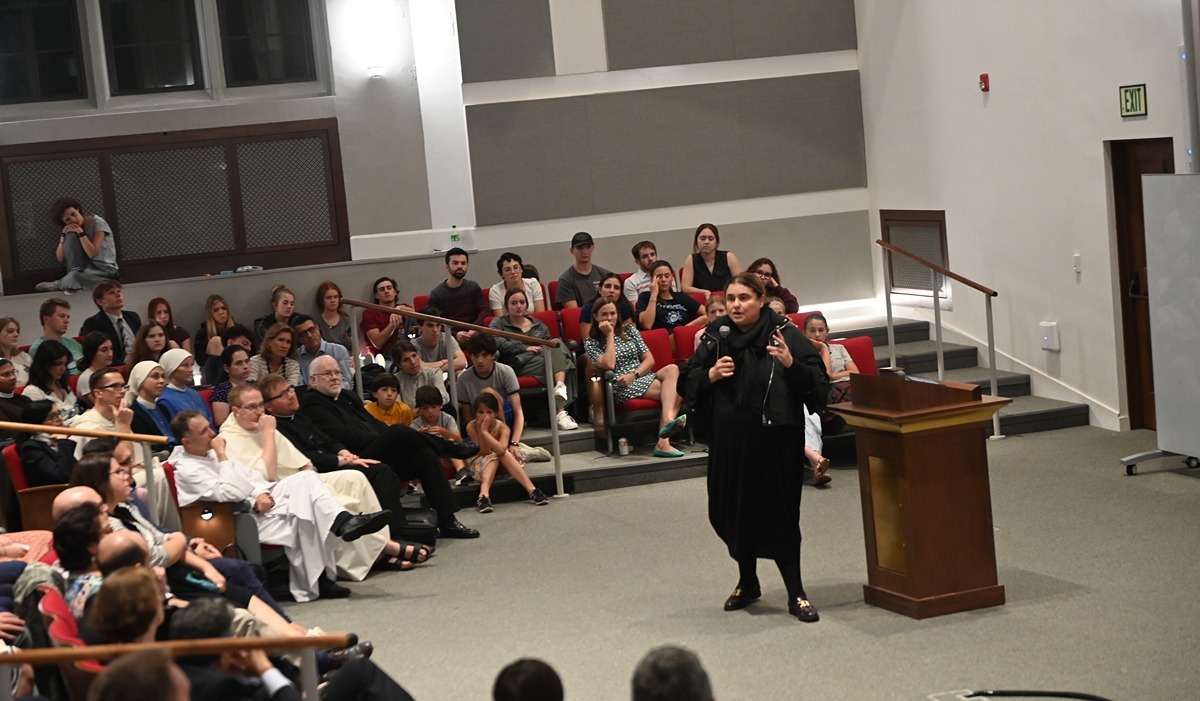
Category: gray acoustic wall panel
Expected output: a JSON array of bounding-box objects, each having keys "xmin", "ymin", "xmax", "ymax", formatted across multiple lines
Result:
[
  {"xmin": 468, "ymin": 97, "xmax": 595, "ymax": 225},
  {"xmin": 467, "ymin": 72, "xmax": 866, "ymax": 225},
  {"xmin": 457, "ymin": 0, "xmax": 556, "ymax": 83},
  {"xmin": 604, "ymin": 0, "xmax": 856, "ymax": 70}
]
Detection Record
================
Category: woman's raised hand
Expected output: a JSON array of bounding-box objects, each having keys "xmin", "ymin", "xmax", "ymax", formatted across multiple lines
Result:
[
  {"xmin": 598, "ymin": 320, "xmax": 615, "ymax": 336},
  {"xmin": 766, "ymin": 329, "xmax": 793, "ymax": 367}
]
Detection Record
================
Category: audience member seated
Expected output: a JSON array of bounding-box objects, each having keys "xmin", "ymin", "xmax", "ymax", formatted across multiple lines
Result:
[
  {"xmin": 258, "ymin": 373, "xmax": 408, "ymax": 538},
  {"xmin": 73, "ymin": 366, "xmax": 180, "ymax": 529},
  {"xmin": 636, "ymin": 260, "xmax": 704, "ymax": 334},
  {"xmin": 127, "ymin": 321, "xmax": 171, "ymax": 367},
  {"xmin": 456, "ymin": 335, "xmax": 524, "ymax": 444},
  {"xmin": 748, "ymin": 257, "xmax": 799, "ymax": 314},
  {"xmin": 489, "ymin": 252, "xmax": 546, "ymax": 316},
  {"xmin": 210, "ymin": 345, "xmax": 254, "ymax": 427},
  {"xmin": 623, "ymin": 240, "xmax": 675, "ymax": 304},
  {"xmin": 803, "ymin": 313, "xmax": 859, "ymax": 402},
  {"xmin": 252, "ymin": 285, "xmax": 298, "ymax": 345},
  {"xmin": 168, "ymin": 410, "xmax": 391, "ymax": 602},
  {"xmin": 0, "ymin": 317, "xmax": 32, "ymax": 388},
  {"xmin": 30, "ymin": 297, "xmax": 83, "ymax": 372},
  {"xmin": 315, "ymin": 280, "xmax": 355, "ymax": 350},
  {"xmin": 0, "ymin": 359, "xmax": 31, "ymax": 443},
  {"xmin": 194, "ymin": 294, "xmax": 238, "ymax": 371},
  {"xmin": 489, "ymin": 288, "xmax": 578, "ymax": 430},
  {"xmin": 18, "ymin": 400, "xmax": 77, "ymax": 486},
  {"xmin": 126, "ymin": 361, "xmax": 176, "ymax": 446},
  {"xmin": 158, "ymin": 349, "xmax": 213, "ymax": 423},
  {"xmin": 359, "ymin": 276, "xmax": 413, "ymax": 356},
  {"xmin": 493, "ymin": 658, "xmax": 564, "ymax": 701},
  {"xmin": 365, "ymin": 373, "xmax": 414, "ymax": 427},
  {"xmin": 21, "ymin": 340, "xmax": 80, "ymax": 424},
  {"xmin": 51, "ymin": 493, "xmax": 108, "ymax": 617},
  {"xmin": 35, "ymin": 196, "xmax": 120, "ymax": 294},
  {"xmin": 585, "ymin": 299, "xmax": 685, "ymax": 458},
  {"xmin": 298, "ymin": 356, "xmax": 481, "ymax": 540},
  {"xmin": 74, "ymin": 331, "xmax": 113, "ymax": 402},
  {"xmin": 556, "ymin": 232, "xmax": 612, "ymax": 309},
  {"xmin": 694, "ymin": 296, "xmax": 728, "ymax": 352},
  {"xmin": 247, "ymin": 324, "xmax": 301, "ymax": 387},
  {"xmin": 204, "ymin": 324, "xmax": 255, "ymax": 385},
  {"xmin": 680, "ymin": 223, "xmax": 742, "ymax": 299},
  {"xmin": 80, "ymin": 280, "xmax": 141, "ymax": 366},
  {"xmin": 87, "ymin": 648, "xmax": 190, "ymax": 701},
  {"xmin": 765, "ymin": 296, "xmax": 786, "ymax": 316},
  {"xmin": 414, "ymin": 307, "xmax": 468, "ymax": 373},
  {"xmin": 86, "ymin": 564, "xmax": 164, "ymax": 644},
  {"xmin": 411, "ymin": 385, "xmax": 467, "ymax": 483},
  {"xmin": 466, "ymin": 392, "xmax": 550, "ymax": 514},
  {"xmin": 390, "ymin": 341, "xmax": 450, "ymax": 415},
  {"xmin": 171, "ymin": 598, "xmax": 418, "ymax": 701},
  {"xmin": 148, "ymin": 297, "xmax": 192, "ymax": 353},
  {"xmin": 290, "ymin": 314, "xmax": 352, "ymax": 389},
  {"xmin": 429, "ymin": 247, "xmax": 492, "ymax": 344},
  {"xmin": 221, "ymin": 385, "xmax": 423, "ymax": 576},
  {"xmin": 631, "ymin": 645, "xmax": 714, "ymax": 701},
  {"xmin": 579, "ymin": 273, "xmax": 635, "ymax": 342}
]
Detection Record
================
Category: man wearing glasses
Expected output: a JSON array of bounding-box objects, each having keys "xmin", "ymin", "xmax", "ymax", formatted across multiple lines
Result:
[
  {"xmin": 289, "ymin": 314, "xmax": 352, "ymax": 389},
  {"xmin": 73, "ymin": 365, "xmax": 181, "ymax": 530}
]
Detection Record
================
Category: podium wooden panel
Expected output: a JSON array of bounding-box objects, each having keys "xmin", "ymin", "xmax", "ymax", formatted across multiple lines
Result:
[{"xmin": 829, "ymin": 372, "xmax": 1010, "ymax": 619}]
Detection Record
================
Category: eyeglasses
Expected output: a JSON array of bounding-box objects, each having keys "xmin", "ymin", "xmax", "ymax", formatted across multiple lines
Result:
[
  {"xmin": 96, "ymin": 382, "xmax": 128, "ymax": 391},
  {"xmin": 264, "ymin": 385, "xmax": 295, "ymax": 403},
  {"xmin": 110, "ymin": 468, "xmax": 132, "ymax": 477},
  {"xmin": 313, "ymin": 369, "xmax": 342, "ymax": 378},
  {"xmin": 236, "ymin": 402, "xmax": 265, "ymax": 412},
  {"xmin": 752, "ymin": 269, "xmax": 774, "ymax": 279}
]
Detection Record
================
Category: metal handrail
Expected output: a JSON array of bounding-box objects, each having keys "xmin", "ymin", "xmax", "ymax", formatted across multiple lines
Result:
[
  {"xmin": 875, "ymin": 240, "xmax": 1004, "ymax": 439},
  {"xmin": 340, "ymin": 299, "xmax": 567, "ymax": 497}
]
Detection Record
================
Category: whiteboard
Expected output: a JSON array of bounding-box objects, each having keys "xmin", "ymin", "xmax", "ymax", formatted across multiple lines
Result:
[{"xmin": 1142, "ymin": 175, "xmax": 1200, "ymax": 459}]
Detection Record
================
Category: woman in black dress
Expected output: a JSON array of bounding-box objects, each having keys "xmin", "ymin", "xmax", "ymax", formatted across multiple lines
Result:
[{"xmin": 685, "ymin": 272, "xmax": 827, "ymax": 621}]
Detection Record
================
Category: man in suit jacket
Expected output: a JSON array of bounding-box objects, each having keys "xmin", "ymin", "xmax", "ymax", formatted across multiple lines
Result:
[
  {"xmin": 79, "ymin": 279, "xmax": 141, "ymax": 365},
  {"xmin": 299, "ymin": 356, "xmax": 481, "ymax": 539}
]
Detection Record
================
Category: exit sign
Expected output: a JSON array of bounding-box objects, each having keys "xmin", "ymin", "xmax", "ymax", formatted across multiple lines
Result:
[{"xmin": 1120, "ymin": 84, "xmax": 1147, "ymax": 117}]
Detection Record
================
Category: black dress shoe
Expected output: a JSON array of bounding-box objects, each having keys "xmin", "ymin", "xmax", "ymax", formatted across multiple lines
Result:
[
  {"xmin": 317, "ymin": 575, "xmax": 351, "ymax": 599},
  {"xmin": 327, "ymin": 641, "xmax": 373, "ymax": 668},
  {"xmin": 335, "ymin": 510, "xmax": 392, "ymax": 542},
  {"xmin": 438, "ymin": 519, "xmax": 480, "ymax": 538},
  {"xmin": 723, "ymin": 586, "xmax": 762, "ymax": 611},
  {"xmin": 788, "ymin": 597, "xmax": 820, "ymax": 622},
  {"xmin": 443, "ymin": 441, "xmax": 481, "ymax": 460}
]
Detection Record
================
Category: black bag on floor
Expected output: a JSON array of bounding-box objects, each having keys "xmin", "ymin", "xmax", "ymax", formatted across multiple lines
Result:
[{"xmin": 401, "ymin": 508, "xmax": 439, "ymax": 547}]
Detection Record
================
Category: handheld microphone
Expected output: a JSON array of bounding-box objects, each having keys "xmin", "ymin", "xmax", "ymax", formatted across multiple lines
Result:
[{"xmin": 718, "ymin": 324, "xmax": 730, "ymax": 359}]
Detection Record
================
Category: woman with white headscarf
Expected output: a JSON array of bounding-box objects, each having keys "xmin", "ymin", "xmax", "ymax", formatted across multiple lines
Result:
[
  {"xmin": 156, "ymin": 348, "xmax": 212, "ymax": 423},
  {"xmin": 126, "ymin": 360, "xmax": 176, "ymax": 445}
]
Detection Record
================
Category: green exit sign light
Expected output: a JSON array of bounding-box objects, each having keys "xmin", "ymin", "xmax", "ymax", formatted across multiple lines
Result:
[{"xmin": 1120, "ymin": 84, "xmax": 1147, "ymax": 117}]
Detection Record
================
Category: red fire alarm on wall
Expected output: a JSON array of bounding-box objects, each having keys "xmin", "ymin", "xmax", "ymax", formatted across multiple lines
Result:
[{"xmin": 979, "ymin": 73, "xmax": 990, "ymax": 92}]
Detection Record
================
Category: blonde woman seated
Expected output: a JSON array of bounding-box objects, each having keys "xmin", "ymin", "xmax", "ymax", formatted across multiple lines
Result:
[
  {"xmin": 489, "ymin": 287, "xmax": 578, "ymax": 431},
  {"xmin": 0, "ymin": 317, "xmax": 32, "ymax": 387},
  {"xmin": 248, "ymin": 322, "xmax": 301, "ymax": 386},
  {"xmin": 467, "ymin": 391, "xmax": 549, "ymax": 513},
  {"xmin": 584, "ymin": 298, "xmax": 686, "ymax": 458},
  {"xmin": 221, "ymin": 384, "xmax": 428, "ymax": 573}
]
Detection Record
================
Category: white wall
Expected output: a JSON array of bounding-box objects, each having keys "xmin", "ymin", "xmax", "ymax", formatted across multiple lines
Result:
[{"xmin": 856, "ymin": 0, "xmax": 1188, "ymax": 429}]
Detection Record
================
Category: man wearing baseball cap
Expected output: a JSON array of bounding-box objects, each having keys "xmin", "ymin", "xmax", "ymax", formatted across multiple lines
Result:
[{"xmin": 555, "ymin": 232, "xmax": 612, "ymax": 309}]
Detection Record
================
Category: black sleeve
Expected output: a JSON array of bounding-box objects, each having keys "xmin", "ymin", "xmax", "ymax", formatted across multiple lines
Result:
[
  {"xmin": 300, "ymin": 399, "xmax": 377, "ymax": 454},
  {"xmin": 782, "ymin": 325, "xmax": 828, "ymax": 413},
  {"xmin": 19, "ymin": 438, "xmax": 77, "ymax": 486}
]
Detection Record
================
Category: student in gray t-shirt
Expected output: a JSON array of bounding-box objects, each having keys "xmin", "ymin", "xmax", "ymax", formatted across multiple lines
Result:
[
  {"xmin": 456, "ymin": 334, "xmax": 525, "ymax": 456},
  {"xmin": 410, "ymin": 384, "xmax": 469, "ymax": 483},
  {"xmin": 414, "ymin": 311, "xmax": 466, "ymax": 373},
  {"xmin": 556, "ymin": 231, "xmax": 612, "ymax": 308}
]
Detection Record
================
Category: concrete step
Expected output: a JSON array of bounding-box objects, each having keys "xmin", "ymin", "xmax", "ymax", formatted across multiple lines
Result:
[
  {"xmin": 992, "ymin": 395, "xmax": 1090, "ymax": 436},
  {"xmin": 873, "ymin": 339, "xmax": 979, "ymax": 373},
  {"xmin": 835, "ymin": 319, "xmax": 929, "ymax": 347},
  {"xmin": 912, "ymin": 366, "xmax": 1031, "ymax": 398}
]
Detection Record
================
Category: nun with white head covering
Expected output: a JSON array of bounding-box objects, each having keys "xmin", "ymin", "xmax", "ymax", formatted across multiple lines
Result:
[
  {"xmin": 127, "ymin": 360, "xmax": 175, "ymax": 444},
  {"xmin": 157, "ymin": 348, "xmax": 214, "ymax": 423}
]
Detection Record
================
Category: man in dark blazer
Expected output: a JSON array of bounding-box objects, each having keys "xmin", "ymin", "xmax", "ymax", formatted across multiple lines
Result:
[
  {"xmin": 298, "ymin": 356, "xmax": 481, "ymax": 539},
  {"xmin": 79, "ymin": 279, "xmax": 140, "ymax": 365}
]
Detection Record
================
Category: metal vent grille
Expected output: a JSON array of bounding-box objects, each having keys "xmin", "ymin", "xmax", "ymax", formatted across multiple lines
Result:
[
  {"xmin": 237, "ymin": 137, "xmax": 332, "ymax": 248},
  {"xmin": 888, "ymin": 224, "xmax": 946, "ymax": 293},
  {"xmin": 111, "ymin": 146, "xmax": 235, "ymax": 260},
  {"xmin": 6, "ymin": 157, "xmax": 104, "ymax": 274}
]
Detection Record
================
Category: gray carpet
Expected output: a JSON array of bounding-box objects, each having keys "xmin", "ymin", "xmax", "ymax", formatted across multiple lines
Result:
[{"xmin": 285, "ymin": 426, "xmax": 1200, "ymax": 700}]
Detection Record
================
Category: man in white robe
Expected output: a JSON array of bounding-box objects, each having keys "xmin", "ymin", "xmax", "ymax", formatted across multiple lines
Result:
[{"xmin": 167, "ymin": 410, "xmax": 390, "ymax": 602}]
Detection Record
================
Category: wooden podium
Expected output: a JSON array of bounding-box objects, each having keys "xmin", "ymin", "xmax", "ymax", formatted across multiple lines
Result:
[{"xmin": 828, "ymin": 372, "xmax": 1010, "ymax": 619}]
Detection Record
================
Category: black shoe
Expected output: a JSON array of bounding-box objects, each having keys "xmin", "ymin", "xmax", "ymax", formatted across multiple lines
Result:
[
  {"xmin": 334, "ymin": 511, "xmax": 392, "ymax": 542},
  {"xmin": 723, "ymin": 585, "xmax": 761, "ymax": 611},
  {"xmin": 454, "ymin": 467, "xmax": 474, "ymax": 486},
  {"xmin": 443, "ymin": 441, "xmax": 480, "ymax": 460},
  {"xmin": 477, "ymin": 496, "xmax": 493, "ymax": 513},
  {"xmin": 317, "ymin": 575, "xmax": 351, "ymax": 599},
  {"xmin": 788, "ymin": 597, "xmax": 820, "ymax": 622},
  {"xmin": 438, "ymin": 519, "xmax": 480, "ymax": 538},
  {"xmin": 529, "ymin": 489, "xmax": 549, "ymax": 506},
  {"xmin": 326, "ymin": 641, "xmax": 373, "ymax": 668}
]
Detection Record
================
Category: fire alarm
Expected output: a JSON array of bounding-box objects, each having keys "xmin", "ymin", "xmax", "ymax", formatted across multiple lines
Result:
[{"xmin": 979, "ymin": 73, "xmax": 990, "ymax": 92}]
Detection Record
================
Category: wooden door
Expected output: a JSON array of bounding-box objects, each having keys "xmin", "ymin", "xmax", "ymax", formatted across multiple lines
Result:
[{"xmin": 1112, "ymin": 138, "xmax": 1174, "ymax": 429}]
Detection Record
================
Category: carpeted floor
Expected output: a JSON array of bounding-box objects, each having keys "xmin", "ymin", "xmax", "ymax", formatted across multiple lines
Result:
[{"xmin": 285, "ymin": 426, "xmax": 1200, "ymax": 700}]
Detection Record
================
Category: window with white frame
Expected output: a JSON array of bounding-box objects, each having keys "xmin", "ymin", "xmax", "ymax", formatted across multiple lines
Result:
[{"xmin": 0, "ymin": 0, "xmax": 88, "ymax": 104}]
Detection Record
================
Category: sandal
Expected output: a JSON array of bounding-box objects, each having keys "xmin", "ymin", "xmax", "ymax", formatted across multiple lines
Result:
[
  {"xmin": 813, "ymin": 457, "xmax": 832, "ymax": 486},
  {"xmin": 396, "ymin": 540, "xmax": 432, "ymax": 563},
  {"xmin": 376, "ymin": 557, "xmax": 414, "ymax": 572}
]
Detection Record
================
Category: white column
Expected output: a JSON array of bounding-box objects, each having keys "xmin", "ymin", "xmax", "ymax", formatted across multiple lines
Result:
[{"xmin": 548, "ymin": 0, "xmax": 608, "ymax": 76}]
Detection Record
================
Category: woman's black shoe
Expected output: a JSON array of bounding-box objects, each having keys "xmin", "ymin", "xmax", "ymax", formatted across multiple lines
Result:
[
  {"xmin": 788, "ymin": 597, "xmax": 819, "ymax": 622},
  {"xmin": 723, "ymin": 586, "xmax": 761, "ymax": 611}
]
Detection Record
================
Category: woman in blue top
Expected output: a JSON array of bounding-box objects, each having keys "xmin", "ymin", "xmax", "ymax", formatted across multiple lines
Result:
[
  {"xmin": 156, "ymin": 348, "xmax": 212, "ymax": 423},
  {"xmin": 36, "ymin": 197, "xmax": 120, "ymax": 293},
  {"xmin": 636, "ymin": 260, "xmax": 704, "ymax": 334}
]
